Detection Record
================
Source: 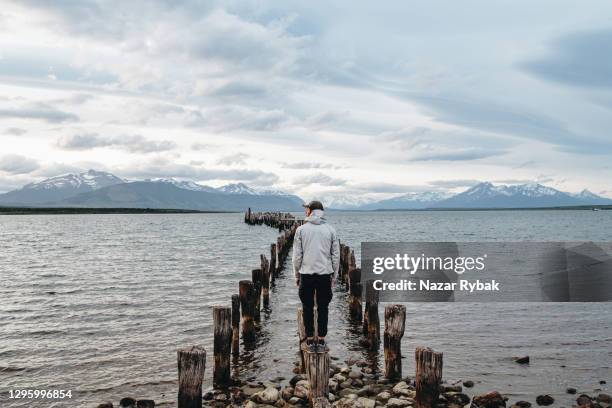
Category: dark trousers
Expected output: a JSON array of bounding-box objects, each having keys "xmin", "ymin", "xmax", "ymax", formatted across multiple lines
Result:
[{"xmin": 299, "ymin": 273, "xmax": 333, "ymax": 338}]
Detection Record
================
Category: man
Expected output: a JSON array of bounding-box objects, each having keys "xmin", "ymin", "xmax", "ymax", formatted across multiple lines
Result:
[{"xmin": 293, "ymin": 200, "xmax": 340, "ymax": 352}]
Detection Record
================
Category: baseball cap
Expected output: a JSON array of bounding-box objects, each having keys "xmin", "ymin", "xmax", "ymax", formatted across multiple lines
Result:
[{"xmin": 302, "ymin": 200, "xmax": 324, "ymax": 211}]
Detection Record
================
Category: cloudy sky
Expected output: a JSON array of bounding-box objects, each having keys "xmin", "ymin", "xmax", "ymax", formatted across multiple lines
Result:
[{"xmin": 1, "ymin": 1, "xmax": 612, "ymax": 203}]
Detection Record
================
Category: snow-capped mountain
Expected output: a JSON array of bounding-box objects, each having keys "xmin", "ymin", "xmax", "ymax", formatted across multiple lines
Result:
[
  {"xmin": 354, "ymin": 182, "xmax": 612, "ymax": 210},
  {"xmin": 0, "ymin": 170, "xmax": 125, "ymax": 204},
  {"xmin": 435, "ymin": 182, "xmax": 612, "ymax": 208},
  {"xmin": 148, "ymin": 178, "xmax": 218, "ymax": 193},
  {"xmin": 0, "ymin": 170, "xmax": 305, "ymax": 210}
]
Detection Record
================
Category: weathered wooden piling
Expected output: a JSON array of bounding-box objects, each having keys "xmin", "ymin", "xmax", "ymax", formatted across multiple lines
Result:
[
  {"xmin": 348, "ymin": 267, "xmax": 363, "ymax": 320},
  {"xmin": 177, "ymin": 345, "xmax": 206, "ymax": 408},
  {"xmin": 346, "ymin": 249, "xmax": 356, "ymax": 291},
  {"xmin": 213, "ymin": 306, "xmax": 232, "ymax": 387},
  {"xmin": 384, "ymin": 304, "xmax": 406, "ymax": 379},
  {"xmin": 363, "ymin": 280, "xmax": 380, "ymax": 350},
  {"xmin": 415, "ymin": 346, "xmax": 443, "ymax": 408},
  {"xmin": 231, "ymin": 294, "xmax": 240, "ymax": 355},
  {"xmin": 270, "ymin": 243, "xmax": 278, "ymax": 280},
  {"xmin": 297, "ymin": 307, "xmax": 307, "ymax": 373},
  {"xmin": 260, "ymin": 254, "xmax": 270, "ymax": 307},
  {"xmin": 239, "ymin": 280, "xmax": 256, "ymax": 342},
  {"xmin": 304, "ymin": 346, "xmax": 330, "ymax": 406},
  {"xmin": 251, "ymin": 268, "xmax": 262, "ymax": 321}
]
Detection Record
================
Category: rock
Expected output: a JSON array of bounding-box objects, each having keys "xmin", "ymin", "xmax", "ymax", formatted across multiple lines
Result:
[
  {"xmin": 377, "ymin": 391, "xmax": 392, "ymax": 402},
  {"xmin": 471, "ymin": 391, "xmax": 506, "ymax": 408},
  {"xmin": 294, "ymin": 380, "xmax": 310, "ymax": 399},
  {"xmin": 577, "ymin": 395, "xmax": 593, "ymax": 406},
  {"xmin": 120, "ymin": 397, "xmax": 137, "ymax": 408},
  {"xmin": 203, "ymin": 391, "xmax": 214, "ymax": 401},
  {"xmin": 281, "ymin": 386, "xmax": 294, "ymax": 401},
  {"xmin": 598, "ymin": 394, "xmax": 611, "ymax": 404},
  {"xmin": 463, "ymin": 381, "xmax": 475, "ymax": 388},
  {"xmin": 535, "ymin": 395, "xmax": 554, "ymax": 406},
  {"xmin": 349, "ymin": 370, "xmax": 364, "ymax": 380},
  {"xmin": 387, "ymin": 397, "xmax": 413, "ymax": 408},
  {"xmin": 444, "ymin": 392, "xmax": 471, "ymax": 406},
  {"xmin": 244, "ymin": 401, "xmax": 258, "ymax": 408},
  {"xmin": 601, "ymin": 381, "xmax": 607, "ymax": 385},
  {"xmin": 253, "ymin": 387, "xmax": 281, "ymax": 404},
  {"xmin": 444, "ymin": 386, "xmax": 463, "ymax": 393},
  {"xmin": 354, "ymin": 379, "xmax": 365, "ymax": 388},
  {"xmin": 329, "ymin": 379, "xmax": 339, "ymax": 393},
  {"xmin": 333, "ymin": 374, "xmax": 348, "ymax": 383},
  {"xmin": 514, "ymin": 401, "xmax": 531, "ymax": 408},
  {"xmin": 136, "ymin": 402, "xmax": 155, "ymax": 408},
  {"xmin": 567, "ymin": 388, "xmax": 577, "ymax": 395},
  {"xmin": 290, "ymin": 375, "xmax": 305, "ymax": 386},
  {"xmin": 329, "ymin": 393, "xmax": 337, "ymax": 402},
  {"xmin": 98, "ymin": 404, "xmax": 113, "ymax": 408},
  {"xmin": 393, "ymin": 381, "xmax": 410, "ymax": 393},
  {"xmin": 514, "ymin": 356, "xmax": 530, "ymax": 364},
  {"xmin": 356, "ymin": 397, "xmax": 376, "ymax": 408},
  {"xmin": 340, "ymin": 380, "xmax": 354, "ymax": 389},
  {"xmin": 289, "ymin": 397, "xmax": 301, "ymax": 405},
  {"xmin": 339, "ymin": 389, "xmax": 359, "ymax": 398},
  {"xmin": 243, "ymin": 385, "xmax": 265, "ymax": 397}
]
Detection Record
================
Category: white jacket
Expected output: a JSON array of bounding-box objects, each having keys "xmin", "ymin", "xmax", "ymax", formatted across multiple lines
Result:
[{"xmin": 292, "ymin": 210, "xmax": 340, "ymax": 278}]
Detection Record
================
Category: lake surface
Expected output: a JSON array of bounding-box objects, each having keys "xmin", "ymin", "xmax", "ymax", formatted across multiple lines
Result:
[{"xmin": 0, "ymin": 210, "xmax": 610, "ymax": 407}]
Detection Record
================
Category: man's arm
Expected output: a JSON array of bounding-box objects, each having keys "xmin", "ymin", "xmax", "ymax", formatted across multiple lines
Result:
[
  {"xmin": 330, "ymin": 228, "xmax": 340, "ymax": 278},
  {"xmin": 292, "ymin": 227, "xmax": 303, "ymax": 280}
]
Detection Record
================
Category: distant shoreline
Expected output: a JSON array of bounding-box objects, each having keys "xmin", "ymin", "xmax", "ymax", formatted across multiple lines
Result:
[
  {"xmin": 329, "ymin": 205, "xmax": 612, "ymax": 212},
  {"xmin": 0, "ymin": 207, "xmax": 236, "ymax": 215}
]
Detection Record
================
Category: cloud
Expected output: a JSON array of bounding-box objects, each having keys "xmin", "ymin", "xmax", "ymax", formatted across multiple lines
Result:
[
  {"xmin": 56, "ymin": 133, "xmax": 176, "ymax": 153},
  {"xmin": 0, "ymin": 154, "xmax": 40, "ymax": 174},
  {"xmin": 217, "ymin": 153, "xmax": 249, "ymax": 166},
  {"xmin": 428, "ymin": 179, "xmax": 482, "ymax": 188},
  {"xmin": 5, "ymin": 127, "xmax": 27, "ymax": 136},
  {"xmin": 380, "ymin": 127, "xmax": 509, "ymax": 162},
  {"xmin": 0, "ymin": 103, "xmax": 79, "ymax": 123},
  {"xmin": 186, "ymin": 106, "xmax": 292, "ymax": 132},
  {"xmin": 118, "ymin": 157, "xmax": 279, "ymax": 186},
  {"xmin": 280, "ymin": 161, "xmax": 342, "ymax": 170},
  {"xmin": 292, "ymin": 172, "xmax": 347, "ymax": 187},
  {"xmin": 522, "ymin": 29, "xmax": 612, "ymax": 89}
]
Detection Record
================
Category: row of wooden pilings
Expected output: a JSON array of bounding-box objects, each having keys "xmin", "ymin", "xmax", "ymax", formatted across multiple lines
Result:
[{"xmin": 175, "ymin": 211, "xmax": 299, "ymax": 408}]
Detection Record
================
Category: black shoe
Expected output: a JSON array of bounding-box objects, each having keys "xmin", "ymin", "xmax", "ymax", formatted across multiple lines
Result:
[
  {"xmin": 306, "ymin": 339, "xmax": 317, "ymax": 352},
  {"xmin": 316, "ymin": 339, "xmax": 326, "ymax": 352}
]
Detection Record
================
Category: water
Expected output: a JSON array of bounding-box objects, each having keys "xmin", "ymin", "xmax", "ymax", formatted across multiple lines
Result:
[{"xmin": 0, "ymin": 210, "xmax": 610, "ymax": 407}]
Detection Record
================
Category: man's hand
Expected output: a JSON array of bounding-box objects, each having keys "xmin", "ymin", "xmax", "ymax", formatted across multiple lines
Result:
[
  {"xmin": 331, "ymin": 276, "xmax": 336, "ymax": 289},
  {"xmin": 296, "ymin": 275, "xmax": 300, "ymax": 287}
]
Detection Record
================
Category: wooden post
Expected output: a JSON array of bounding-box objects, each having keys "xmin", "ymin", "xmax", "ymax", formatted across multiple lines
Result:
[
  {"xmin": 213, "ymin": 306, "xmax": 232, "ymax": 387},
  {"xmin": 261, "ymin": 255, "xmax": 270, "ymax": 307},
  {"xmin": 277, "ymin": 236, "xmax": 283, "ymax": 269},
  {"xmin": 177, "ymin": 345, "xmax": 206, "ymax": 408},
  {"xmin": 348, "ymin": 267, "xmax": 362, "ymax": 320},
  {"xmin": 270, "ymin": 243, "xmax": 277, "ymax": 280},
  {"xmin": 415, "ymin": 347, "xmax": 443, "ymax": 408},
  {"xmin": 251, "ymin": 269, "xmax": 262, "ymax": 321},
  {"xmin": 297, "ymin": 307, "xmax": 307, "ymax": 373},
  {"xmin": 304, "ymin": 347, "xmax": 330, "ymax": 406},
  {"xmin": 363, "ymin": 280, "xmax": 380, "ymax": 350},
  {"xmin": 231, "ymin": 295, "xmax": 240, "ymax": 355},
  {"xmin": 384, "ymin": 304, "xmax": 406, "ymax": 379},
  {"xmin": 239, "ymin": 280, "xmax": 256, "ymax": 343},
  {"xmin": 339, "ymin": 244, "xmax": 346, "ymax": 284},
  {"xmin": 346, "ymin": 249, "xmax": 356, "ymax": 291}
]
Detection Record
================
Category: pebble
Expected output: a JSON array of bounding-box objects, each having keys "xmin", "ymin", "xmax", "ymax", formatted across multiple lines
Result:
[
  {"xmin": 536, "ymin": 395, "xmax": 555, "ymax": 406},
  {"xmin": 463, "ymin": 380, "xmax": 475, "ymax": 388},
  {"xmin": 567, "ymin": 388, "xmax": 577, "ymax": 394}
]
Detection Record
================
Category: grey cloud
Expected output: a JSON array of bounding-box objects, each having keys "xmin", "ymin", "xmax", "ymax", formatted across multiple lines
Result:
[
  {"xmin": 0, "ymin": 104, "xmax": 79, "ymax": 123},
  {"xmin": 217, "ymin": 153, "xmax": 249, "ymax": 166},
  {"xmin": 292, "ymin": 172, "xmax": 346, "ymax": 187},
  {"xmin": 409, "ymin": 147, "xmax": 505, "ymax": 162},
  {"xmin": 5, "ymin": 127, "xmax": 27, "ymax": 136},
  {"xmin": 57, "ymin": 133, "xmax": 176, "ymax": 153},
  {"xmin": 120, "ymin": 159, "xmax": 279, "ymax": 186},
  {"xmin": 428, "ymin": 179, "xmax": 482, "ymax": 188},
  {"xmin": 280, "ymin": 161, "xmax": 341, "ymax": 170},
  {"xmin": 0, "ymin": 154, "xmax": 40, "ymax": 174},
  {"xmin": 522, "ymin": 29, "xmax": 612, "ymax": 89},
  {"xmin": 350, "ymin": 182, "xmax": 433, "ymax": 194},
  {"xmin": 187, "ymin": 106, "xmax": 292, "ymax": 132}
]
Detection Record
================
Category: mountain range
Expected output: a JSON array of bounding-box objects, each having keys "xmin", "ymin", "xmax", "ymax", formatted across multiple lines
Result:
[
  {"xmin": 0, "ymin": 170, "xmax": 304, "ymax": 211},
  {"xmin": 0, "ymin": 170, "xmax": 610, "ymax": 211}
]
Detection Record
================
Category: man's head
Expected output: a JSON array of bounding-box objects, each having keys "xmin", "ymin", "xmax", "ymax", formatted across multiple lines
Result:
[{"xmin": 303, "ymin": 200, "xmax": 324, "ymax": 216}]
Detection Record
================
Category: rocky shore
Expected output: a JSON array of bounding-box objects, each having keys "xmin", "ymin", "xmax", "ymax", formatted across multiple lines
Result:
[{"xmin": 97, "ymin": 355, "xmax": 609, "ymax": 408}]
